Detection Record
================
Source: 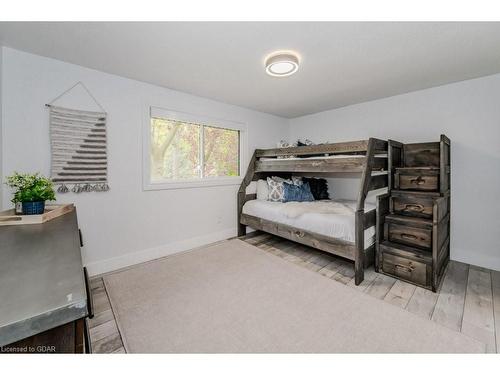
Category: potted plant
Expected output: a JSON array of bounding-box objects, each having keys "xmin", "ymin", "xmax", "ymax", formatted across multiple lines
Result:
[{"xmin": 5, "ymin": 172, "xmax": 56, "ymax": 215}]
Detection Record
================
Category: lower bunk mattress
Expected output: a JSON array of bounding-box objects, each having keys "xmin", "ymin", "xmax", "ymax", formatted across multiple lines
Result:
[{"xmin": 242, "ymin": 199, "xmax": 375, "ymax": 249}]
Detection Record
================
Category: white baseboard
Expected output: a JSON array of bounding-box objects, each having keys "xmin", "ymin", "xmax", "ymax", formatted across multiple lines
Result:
[
  {"xmin": 452, "ymin": 247, "xmax": 500, "ymax": 272},
  {"xmin": 85, "ymin": 228, "xmax": 237, "ymax": 276}
]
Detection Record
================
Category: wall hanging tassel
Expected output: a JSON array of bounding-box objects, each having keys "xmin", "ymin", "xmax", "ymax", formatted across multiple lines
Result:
[{"xmin": 57, "ymin": 184, "xmax": 69, "ymax": 193}]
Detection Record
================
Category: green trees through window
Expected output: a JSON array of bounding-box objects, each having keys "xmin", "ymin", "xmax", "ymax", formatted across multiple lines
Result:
[{"xmin": 151, "ymin": 117, "xmax": 239, "ymax": 182}]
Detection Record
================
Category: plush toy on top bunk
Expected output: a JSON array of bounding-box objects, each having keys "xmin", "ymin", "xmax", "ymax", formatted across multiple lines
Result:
[{"xmin": 276, "ymin": 139, "xmax": 316, "ymax": 159}]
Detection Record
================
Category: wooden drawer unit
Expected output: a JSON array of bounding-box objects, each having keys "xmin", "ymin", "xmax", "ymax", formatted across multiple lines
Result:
[
  {"xmin": 380, "ymin": 248, "xmax": 431, "ymax": 287},
  {"xmin": 390, "ymin": 192, "xmax": 436, "ymax": 219},
  {"xmin": 394, "ymin": 168, "xmax": 439, "ymax": 192},
  {"xmin": 377, "ymin": 135, "xmax": 451, "ymax": 292}
]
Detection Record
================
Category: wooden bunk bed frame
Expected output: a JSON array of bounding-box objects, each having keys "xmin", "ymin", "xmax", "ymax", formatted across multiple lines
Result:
[{"xmin": 238, "ymin": 138, "xmax": 389, "ymax": 285}]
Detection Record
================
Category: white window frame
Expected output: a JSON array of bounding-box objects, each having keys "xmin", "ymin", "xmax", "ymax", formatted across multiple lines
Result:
[{"xmin": 143, "ymin": 106, "xmax": 246, "ymax": 191}]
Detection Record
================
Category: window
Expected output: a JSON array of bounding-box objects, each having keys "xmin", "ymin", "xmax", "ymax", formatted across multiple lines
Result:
[
  {"xmin": 202, "ymin": 125, "xmax": 240, "ymax": 178},
  {"xmin": 145, "ymin": 107, "xmax": 244, "ymax": 190}
]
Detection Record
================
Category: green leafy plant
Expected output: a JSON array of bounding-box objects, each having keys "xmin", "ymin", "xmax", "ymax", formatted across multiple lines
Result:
[{"xmin": 5, "ymin": 172, "xmax": 56, "ymax": 204}]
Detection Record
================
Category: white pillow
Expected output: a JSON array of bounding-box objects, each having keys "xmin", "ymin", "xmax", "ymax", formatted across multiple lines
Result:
[{"xmin": 256, "ymin": 179, "xmax": 270, "ymax": 200}]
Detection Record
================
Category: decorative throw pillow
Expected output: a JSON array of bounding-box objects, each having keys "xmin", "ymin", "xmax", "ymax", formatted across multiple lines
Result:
[
  {"xmin": 303, "ymin": 177, "xmax": 330, "ymax": 200},
  {"xmin": 267, "ymin": 177, "xmax": 286, "ymax": 202},
  {"xmin": 256, "ymin": 179, "xmax": 270, "ymax": 200},
  {"xmin": 271, "ymin": 176, "xmax": 302, "ymax": 186},
  {"xmin": 271, "ymin": 176, "xmax": 292, "ymax": 184},
  {"xmin": 283, "ymin": 182, "xmax": 315, "ymax": 202}
]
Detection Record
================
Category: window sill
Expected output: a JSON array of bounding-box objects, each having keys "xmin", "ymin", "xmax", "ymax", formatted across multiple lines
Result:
[{"xmin": 144, "ymin": 177, "xmax": 243, "ymax": 191}]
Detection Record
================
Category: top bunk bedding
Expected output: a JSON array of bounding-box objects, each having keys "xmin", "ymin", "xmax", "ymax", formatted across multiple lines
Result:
[
  {"xmin": 242, "ymin": 199, "xmax": 375, "ymax": 249},
  {"xmin": 259, "ymin": 154, "xmax": 366, "ymax": 161},
  {"xmin": 255, "ymin": 154, "xmax": 387, "ymax": 173},
  {"xmin": 255, "ymin": 139, "xmax": 387, "ymax": 158},
  {"xmin": 259, "ymin": 154, "xmax": 368, "ymax": 161}
]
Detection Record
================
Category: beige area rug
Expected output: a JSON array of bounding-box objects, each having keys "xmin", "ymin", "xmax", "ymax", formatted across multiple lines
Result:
[{"xmin": 104, "ymin": 239, "xmax": 484, "ymax": 353}]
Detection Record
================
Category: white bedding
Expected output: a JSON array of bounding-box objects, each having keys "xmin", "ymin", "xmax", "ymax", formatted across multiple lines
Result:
[
  {"xmin": 242, "ymin": 199, "xmax": 375, "ymax": 249},
  {"xmin": 260, "ymin": 154, "xmax": 366, "ymax": 161}
]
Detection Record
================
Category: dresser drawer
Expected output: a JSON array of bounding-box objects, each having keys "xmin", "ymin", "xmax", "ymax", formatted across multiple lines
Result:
[
  {"xmin": 382, "ymin": 252, "xmax": 429, "ymax": 287},
  {"xmin": 385, "ymin": 222, "xmax": 432, "ymax": 250},
  {"xmin": 391, "ymin": 194, "xmax": 434, "ymax": 219},
  {"xmin": 395, "ymin": 169, "xmax": 439, "ymax": 191}
]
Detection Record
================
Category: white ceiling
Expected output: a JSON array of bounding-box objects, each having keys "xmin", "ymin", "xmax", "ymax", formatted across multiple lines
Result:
[{"xmin": 1, "ymin": 22, "xmax": 500, "ymax": 118}]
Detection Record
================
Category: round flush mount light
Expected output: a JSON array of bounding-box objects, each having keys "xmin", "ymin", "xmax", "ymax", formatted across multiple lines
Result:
[{"xmin": 265, "ymin": 52, "xmax": 299, "ymax": 77}]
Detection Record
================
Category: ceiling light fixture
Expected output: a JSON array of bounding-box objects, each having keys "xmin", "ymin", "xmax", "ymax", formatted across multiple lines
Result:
[{"xmin": 265, "ymin": 52, "xmax": 299, "ymax": 77}]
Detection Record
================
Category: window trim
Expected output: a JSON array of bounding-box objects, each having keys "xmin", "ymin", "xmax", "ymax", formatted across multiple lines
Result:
[{"xmin": 143, "ymin": 106, "xmax": 246, "ymax": 191}]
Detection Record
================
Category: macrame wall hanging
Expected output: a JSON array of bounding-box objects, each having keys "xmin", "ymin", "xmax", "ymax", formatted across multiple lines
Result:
[{"xmin": 46, "ymin": 82, "xmax": 110, "ymax": 193}]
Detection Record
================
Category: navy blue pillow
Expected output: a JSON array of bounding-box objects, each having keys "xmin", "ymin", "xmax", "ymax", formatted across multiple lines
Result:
[{"xmin": 283, "ymin": 182, "xmax": 315, "ymax": 202}]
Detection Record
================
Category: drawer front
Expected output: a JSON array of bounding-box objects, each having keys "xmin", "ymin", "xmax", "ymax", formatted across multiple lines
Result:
[
  {"xmin": 385, "ymin": 222, "xmax": 432, "ymax": 250},
  {"xmin": 382, "ymin": 252, "xmax": 429, "ymax": 286},
  {"xmin": 396, "ymin": 173, "xmax": 438, "ymax": 191},
  {"xmin": 391, "ymin": 195, "xmax": 434, "ymax": 219}
]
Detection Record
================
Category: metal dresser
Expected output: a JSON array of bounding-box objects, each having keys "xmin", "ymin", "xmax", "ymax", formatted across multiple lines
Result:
[{"xmin": 0, "ymin": 209, "xmax": 93, "ymax": 353}]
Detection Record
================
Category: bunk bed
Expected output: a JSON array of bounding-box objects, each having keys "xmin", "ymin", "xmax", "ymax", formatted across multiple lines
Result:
[{"xmin": 237, "ymin": 138, "xmax": 390, "ymax": 285}]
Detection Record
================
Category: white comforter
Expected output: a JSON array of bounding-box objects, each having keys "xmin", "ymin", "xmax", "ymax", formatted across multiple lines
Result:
[
  {"xmin": 278, "ymin": 200, "xmax": 355, "ymax": 218},
  {"xmin": 242, "ymin": 199, "xmax": 375, "ymax": 248}
]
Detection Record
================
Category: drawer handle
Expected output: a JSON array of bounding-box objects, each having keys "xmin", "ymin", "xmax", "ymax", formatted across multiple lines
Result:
[
  {"xmin": 410, "ymin": 176, "xmax": 426, "ymax": 185},
  {"xmin": 401, "ymin": 233, "xmax": 419, "ymax": 240},
  {"xmin": 404, "ymin": 204, "xmax": 424, "ymax": 212},
  {"xmin": 395, "ymin": 264, "xmax": 413, "ymax": 274}
]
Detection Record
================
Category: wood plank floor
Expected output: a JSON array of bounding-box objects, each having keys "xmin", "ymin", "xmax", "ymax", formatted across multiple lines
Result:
[
  {"xmin": 87, "ymin": 277, "xmax": 125, "ymax": 354},
  {"xmin": 87, "ymin": 232, "xmax": 500, "ymax": 353}
]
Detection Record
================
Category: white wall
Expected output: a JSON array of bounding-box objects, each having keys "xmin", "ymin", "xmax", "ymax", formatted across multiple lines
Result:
[
  {"xmin": 1, "ymin": 48, "xmax": 288, "ymax": 275},
  {"xmin": 0, "ymin": 47, "xmax": 3, "ymax": 210},
  {"xmin": 290, "ymin": 74, "xmax": 500, "ymax": 271}
]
